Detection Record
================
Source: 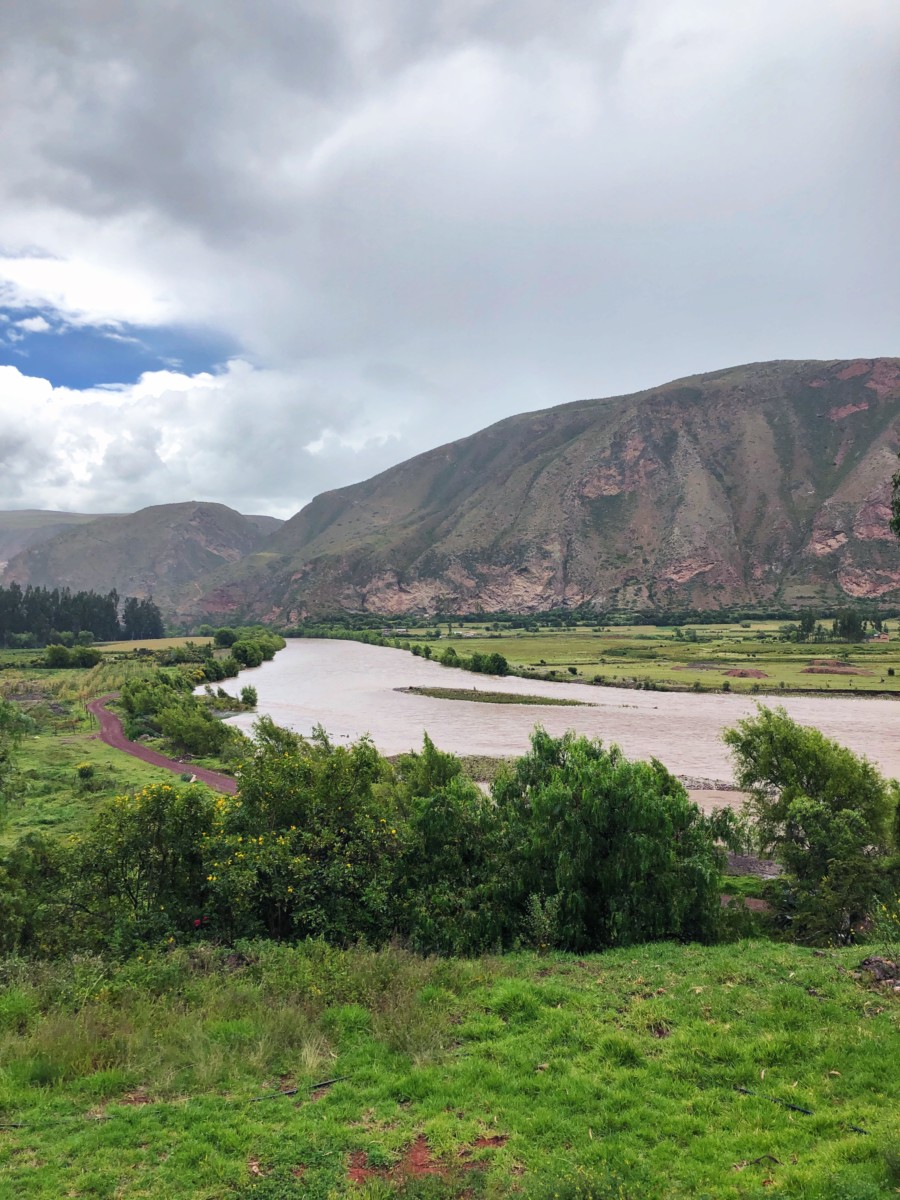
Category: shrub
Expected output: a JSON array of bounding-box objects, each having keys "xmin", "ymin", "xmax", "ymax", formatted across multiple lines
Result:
[
  {"xmin": 724, "ymin": 705, "xmax": 900, "ymax": 942},
  {"xmin": 494, "ymin": 729, "xmax": 722, "ymax": 951},
  {"xmin": 208, "ymin": 720, "xmax": 405, "ymax": 943}
]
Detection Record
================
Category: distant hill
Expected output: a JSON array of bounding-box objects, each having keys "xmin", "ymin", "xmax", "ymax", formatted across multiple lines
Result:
[
  {"xmin": 195, "ymin": 358, "xmax": 900, "ymax": 621},
  {"xmin": 2, "ymin": 502, "xmax": 283, "ymax": 613},
  {"xmin": 0, "ymin": 510, "xmax": 107, "ymax": 570}
]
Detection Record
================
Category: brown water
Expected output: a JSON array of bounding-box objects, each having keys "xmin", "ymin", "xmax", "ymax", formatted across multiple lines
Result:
[{"xmin": 222, "ymin": 639, "xmax": 900, "ymax": 782}]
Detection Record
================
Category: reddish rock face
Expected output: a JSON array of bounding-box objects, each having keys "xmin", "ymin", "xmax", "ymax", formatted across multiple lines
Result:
[
  {"xmin": 6, "ymin": 358, "xmax": 894, "ymax": 625},
  {"xmin": 829, "ymin": 400, "xmax": 870, "ymax": 422}
]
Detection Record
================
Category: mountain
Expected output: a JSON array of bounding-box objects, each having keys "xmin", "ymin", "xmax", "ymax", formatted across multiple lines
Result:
[
  {"xmin": 2, "ymin": 502, "xmax": 283, "ymax": 613},
  {"xmin": 195, "ymin": 359, "xmax": 900, "ymax": 621},
  {"xmin": 0, "ymin": 510, "xmax": 108, "ymax": 570}
]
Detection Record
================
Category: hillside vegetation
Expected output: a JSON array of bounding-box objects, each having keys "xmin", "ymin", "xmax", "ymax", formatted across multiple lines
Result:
[
  {"xmin": 0, "ymin": 940, "xmax": 897, "ymax": 1199},
  {"xmin": 197, "ymin": 358, "xmax": 900, "ymax": 621},
  {"xmin": 2, "ymin": 503, "xmax": 283, "ymax": 614}
]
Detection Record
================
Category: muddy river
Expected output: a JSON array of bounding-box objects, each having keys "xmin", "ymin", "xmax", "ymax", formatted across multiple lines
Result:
[{"xmin": 217, "ymin": 639, "xmax": 900, "ymax": 783}]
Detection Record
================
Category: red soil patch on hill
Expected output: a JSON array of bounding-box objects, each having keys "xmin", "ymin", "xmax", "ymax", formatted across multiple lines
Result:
[
  {"xmin": 347, "ymin": 1134, "xmax": 507, "ymax": 1185},
  {"xmin": 724, "ymin": 668, "xmax": 769, "ymax": 678}
]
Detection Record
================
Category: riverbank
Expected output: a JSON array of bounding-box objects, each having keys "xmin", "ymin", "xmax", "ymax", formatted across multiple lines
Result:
[{"xmin": 221, "ymin": 639, "xmax": 900, "ymax": 780}]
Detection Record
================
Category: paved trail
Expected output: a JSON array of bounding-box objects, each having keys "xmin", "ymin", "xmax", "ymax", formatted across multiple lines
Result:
[{"xmin": 86, "ymin": 694, "xmax": 237, "ymax": 795}]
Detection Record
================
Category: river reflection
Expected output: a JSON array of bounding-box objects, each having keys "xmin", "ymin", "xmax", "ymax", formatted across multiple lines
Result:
[{"xmin": 215, "ymin": 639, "xmax": 900, "ymax": 782}]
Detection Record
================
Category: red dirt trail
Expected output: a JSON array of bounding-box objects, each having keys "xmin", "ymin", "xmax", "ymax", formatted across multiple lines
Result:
[{"xmin": 86, "ymin": 693, "xmax": 237, "ymax": 794}]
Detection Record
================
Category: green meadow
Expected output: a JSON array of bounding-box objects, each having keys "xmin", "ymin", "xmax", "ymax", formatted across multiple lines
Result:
[
  {"xmin": 407, "ymin": 622, "xmax": 900, "ymax": 694},
  {"xmin": 0, "ymin": 940, "xmax": 897, "ymax": 1200}
]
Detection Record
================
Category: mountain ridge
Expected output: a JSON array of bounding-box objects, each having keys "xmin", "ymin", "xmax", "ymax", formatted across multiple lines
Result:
[
  {"xmin": 2, "ymin": 502, "xmax": 284, "ymax": 613},
  {"xmin": 194, "ymin": 358, "xmax": 900, "ymax": 620}
]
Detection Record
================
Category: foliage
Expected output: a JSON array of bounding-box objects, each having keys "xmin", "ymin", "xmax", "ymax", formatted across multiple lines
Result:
[
  {"xmin": 2, "ymin": 716, "xmax": 728, "ymax": 960},
  {"xmin": 0, "ymin": 940, "xmax": 897, "ymax": 1199},
  {"xmin": 121, "ymin": 596, "xmax": 165, "ymax": 640},
  {"xmin": 494, "ymin": 730, "xmax": 722, "ymax": 951},
  {"xmin": 395, "ymin": 736, "xmax": 510, "ymax": 954},
  {"xmin": 869, "ymin": 894, "xmax": 900, "ymax": 961},
  {"xmin": 724, "ymin": 706, "xmax": 900, "ymax": 942},
  {"xmin": 41, "ymin": 643, "xmax": 103, "ymax": 668},
  {"xmin": 0, "ymin": 582, "xmax": 123, "ymax": 645},
  {"xmin": 62, "ymin": 784, "xmax": 218, "ymax": 953},
  {"xmin": 119, "ymin": 667, "xmax": 246, "ymax": 757},
  {"xmin": 0, "ymin": 697, "xmax": 34, "ymax": 821},
  {"xmin": 832, "ymin": 607, "xmax": 867, "ymax": 643},
  {"xmin": 205, "ymin": 720, "xmax": 405, "ymax": 944}
]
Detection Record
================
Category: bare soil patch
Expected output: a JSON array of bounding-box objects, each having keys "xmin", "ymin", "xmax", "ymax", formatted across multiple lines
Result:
[
  {"xmin": 347, "ymin": 1133, "xmax": 504, "ymax": 1185},
  {"xmin": 803, "ymin": 660, "xmax": 871, "ymax": 676}
]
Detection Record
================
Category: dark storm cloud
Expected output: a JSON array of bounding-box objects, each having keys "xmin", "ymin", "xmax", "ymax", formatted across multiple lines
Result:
[{"xmin": 0, "ymin": 1, "xmax": 898, "ymax": 515}]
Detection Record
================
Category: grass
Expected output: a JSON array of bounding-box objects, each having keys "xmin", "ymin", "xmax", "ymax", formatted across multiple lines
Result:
[
  {"xmin": 403, "ymin": 687, "xmax": 591, "ymax": 707},
  {"xmin": 0, "ymin": 654, "xmax": 227, "ymax": 842},
  {"xmin": 4, "ymin": 720, "xmax": 182, "ymax": 843},
  {"xmin": 99, "ymin": 637, "xmax": 214, "ymax": 653},
  {"xmin": 409, "ymin": 623, "xmax": 900, "ymax": 695},
  {"xmin": 0, "ymin": 939, "xmax": 897, "ymax": 1198}
]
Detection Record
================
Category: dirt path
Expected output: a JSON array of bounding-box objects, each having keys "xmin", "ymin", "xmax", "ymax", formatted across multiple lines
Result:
[{"xmin": 86, "ymin": 694, "xmax": 237, "ymax": 795}]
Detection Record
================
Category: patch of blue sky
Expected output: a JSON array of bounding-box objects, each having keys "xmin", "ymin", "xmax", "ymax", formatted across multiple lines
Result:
[{"xmin": 0, "ymin": 306, "xmax": 236, "ymax": 388}]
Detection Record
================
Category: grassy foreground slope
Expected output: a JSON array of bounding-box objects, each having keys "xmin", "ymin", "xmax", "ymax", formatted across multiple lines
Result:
[{"xmin": 0, "ymin": 940, "xmax": 897, "ymax": 1199}]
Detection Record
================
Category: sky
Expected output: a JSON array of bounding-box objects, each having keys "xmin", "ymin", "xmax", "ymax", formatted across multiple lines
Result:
[{"xmin": 1, "ymin": 0, "xmax": 898, "ymax": 518}]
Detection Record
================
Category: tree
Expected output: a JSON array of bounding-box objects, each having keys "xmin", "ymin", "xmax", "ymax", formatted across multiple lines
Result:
[
  {"xmin": 832, "ymin": 607, "xmax": 866, "ymax": 642},
  {"xmin": 63, "ymin": 783, "xmax": 217, "ymax": 951},
  {"xmin": 724, "ymin": 706, "xmax": 900, "ymax": 943},
  {"xmin": 0, "ymin": 698, "xmax": 33, "ymax": 823},
  {"xmin": 798, "ymin": 609, "xmax": 816, "ymax": 640},
  {"xmin": 494, "ymin": 729, "xmax": 722, "ymax": 951}
]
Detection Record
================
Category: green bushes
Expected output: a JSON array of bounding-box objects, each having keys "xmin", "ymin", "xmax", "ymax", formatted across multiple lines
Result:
[
  {"xmin": 41, "ymin": 643, "xmax": 103, "ymax": 668},
  {"xmin": 437, "ymin": 645, "xmax": 509, "ymax": 676},
  {"xmin": 724, "ymin": 705, "xmax": 900, "ymax": 943},
  {"xmin": 119, "ymin": 668, "xmax": 241, "ymax": 757},
  {"xmin": 494, "ymin": 729, "xmax": 722, "ymax": 950},
  {"xmin": 0, "ymin": 726, "xmax": 725, "ymax": 959}
]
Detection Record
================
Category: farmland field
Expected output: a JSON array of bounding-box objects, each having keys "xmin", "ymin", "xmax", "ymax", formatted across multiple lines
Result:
[{"xmin": 403, "ymin": 621, "xmax": 900, "ymax": 694}]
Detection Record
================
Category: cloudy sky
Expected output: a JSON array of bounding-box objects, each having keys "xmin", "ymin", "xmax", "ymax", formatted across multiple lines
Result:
[{"xmin": 1, "ymin": 0, "xmax": 898, "ymax": 517}]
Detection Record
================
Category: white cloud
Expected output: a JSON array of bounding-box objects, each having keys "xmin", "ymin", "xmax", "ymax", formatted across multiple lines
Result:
[
  {"xmin": 0, "ymin": 360, "xmax": 414, "ymax": 515},
  {"xmin": 0, "ymin": 0, "xmax": 897, "ymax": 516},
  {"xmin": 15, "ymin": 315, "xmax": 51, "ymax": 333}
]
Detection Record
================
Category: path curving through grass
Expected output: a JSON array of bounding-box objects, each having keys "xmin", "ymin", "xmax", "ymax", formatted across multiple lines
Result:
[{"xmin": 86, "ymin": 693, "xmax": 237, "ymax": 795}]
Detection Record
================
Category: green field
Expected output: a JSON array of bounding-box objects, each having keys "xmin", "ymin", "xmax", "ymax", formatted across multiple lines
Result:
[
  {"xmin": 0, "ymin": 649, "xmax": 222, "ymax": 843},
  {"xmin": 406, "ymin": 622, "xmax": 900, "ymax": 694},
  {"xmin": 99, "ymin": 636, "xmax": 214, "ymax": 653},
  {"xmin": 0, "ymin": 940, "xmax": 896, "ymax": 1199}
]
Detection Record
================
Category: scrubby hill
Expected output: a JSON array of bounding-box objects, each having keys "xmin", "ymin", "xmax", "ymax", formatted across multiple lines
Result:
[
  {"xmin": 2, "ymin": 501, "xmax": 282, "ymax": 614},
  {"xmin": 0, "ymin": 509, "xmax": 105, "ymax": 569},
  {"xmin": 197, "ymin": 358, "xmax": 900, "ymax": 621}
]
